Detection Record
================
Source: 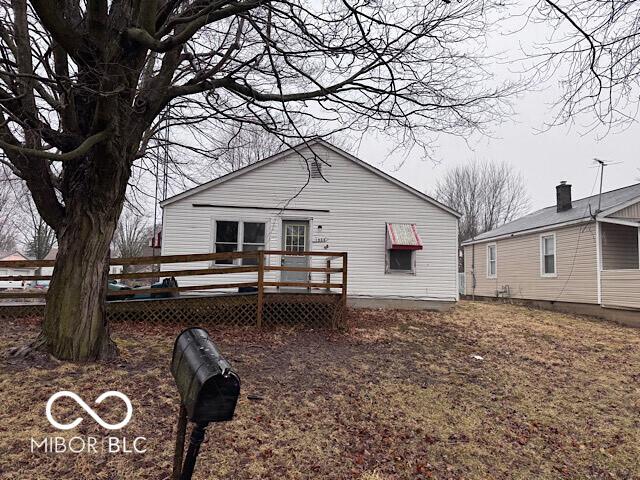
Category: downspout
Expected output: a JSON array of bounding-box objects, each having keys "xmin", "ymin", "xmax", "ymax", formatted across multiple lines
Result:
[{"xmin": 471, "ymin": 243, "xmax": 476, "ymax": 301}]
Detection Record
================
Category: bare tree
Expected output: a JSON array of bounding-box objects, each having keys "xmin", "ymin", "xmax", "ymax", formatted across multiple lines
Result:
[
  {"xmin": 213, "ymin": 124, "xmax": 304, "ymax": 174},
  {"xmin": 434, "ymin": 161, "xmax": 530, "ymax": 244},
  {"xmin": 0, "ymin": 167, "xmax": 19, "ymax": 252},
  {"xmin": 112, "ymin": 209, "xmax": 149, "ymax": 273},
  {"xmin": 0, "ymin": 0, "xmax": 510, "ymax": 360},
  {"xmin": 529, "ymin": 0, "xmax": 640, "ymax": 128},
  {"xmin": 20, "ymin": 199, "xmax": 56, "ymax": 260}
]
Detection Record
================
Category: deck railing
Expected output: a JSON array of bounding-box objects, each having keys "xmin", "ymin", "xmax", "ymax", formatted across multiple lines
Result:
[{"xmin": 0, "ymin": 250, "xmax": 348, "ymax": 326}]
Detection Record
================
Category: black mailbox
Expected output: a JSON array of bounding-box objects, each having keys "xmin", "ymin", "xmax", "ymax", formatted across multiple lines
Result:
[{"xmin": 171, "ymin": 328, "xmax": 241, "ymax": 423}]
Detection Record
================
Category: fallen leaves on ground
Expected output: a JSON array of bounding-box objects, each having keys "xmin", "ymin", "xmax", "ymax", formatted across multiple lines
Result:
[{"xmin": 0, "ymin": 301, "xmax": 639, "ymax": 479}]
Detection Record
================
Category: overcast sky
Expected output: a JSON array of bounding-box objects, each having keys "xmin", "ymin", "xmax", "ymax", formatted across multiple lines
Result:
[{"xmin": 353, "ymin": 8, "xmax": 639, "ymax": 213}]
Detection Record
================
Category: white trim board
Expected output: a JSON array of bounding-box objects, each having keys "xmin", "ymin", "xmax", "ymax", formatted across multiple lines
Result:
[{"xmin": 596, "ymin": 216, "xmax": 640, "ymax": 228}]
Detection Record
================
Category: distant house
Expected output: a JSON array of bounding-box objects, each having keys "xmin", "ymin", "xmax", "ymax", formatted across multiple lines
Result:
[
  {"xmin": 0, "ymin": 252, "xmax": 36, "ymax": 289},
  {"xmin": 462, "ymin": 182, "xmax": 640, "ymax": 323},
  {"xmin": 42, "ymin": 248, "xmax": 122, "ymax": 277},
  {"xmin": 160, "ymin": 138, "xmax": 461, "ymax": 309},
  {"xmin": 40, "ymin": 248, "xmax": 58, "ymax": 278}
]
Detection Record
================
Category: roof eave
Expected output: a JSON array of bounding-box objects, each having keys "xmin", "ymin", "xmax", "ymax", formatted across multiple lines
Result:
[{"xmin": 461, "ymin": 216, "xmax": 593, "ymax": 246}]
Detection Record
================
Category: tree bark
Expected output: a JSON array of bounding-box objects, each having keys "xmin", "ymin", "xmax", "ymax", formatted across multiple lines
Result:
[
  {"xmin": 37, "ymin": 203, "xmax": 119, "ymax": 361},
  {"xmin": 35, "ymin": 147, "xmax": 130, "ymax": 361}
]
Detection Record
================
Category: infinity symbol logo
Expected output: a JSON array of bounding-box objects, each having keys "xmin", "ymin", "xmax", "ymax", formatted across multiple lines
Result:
[{"xmin": 45, "ymin": 391, "xmax": 133, "ymax": 431}]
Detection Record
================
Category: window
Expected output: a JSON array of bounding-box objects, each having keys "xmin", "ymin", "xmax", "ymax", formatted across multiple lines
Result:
[
  {"xmin": 385, "ymin": 223, "xmax": 422, "ymax": 274},
  {"xmin": 214, "ymin": 220, "xmax": 266, "ymax": 265},
  {"xmin": 388, "ymin": 249, "xmax": 413, "ymax": 272},
  {"xmin": 241, "ymin": 222, "xmax": 266, "ymax": 265},
  {"xmin": 487, "ymin": 244, "xmax": 497, "ymax": 278},
  {"xmin": 540, "ymin": 233, "xmax": 556, "ymax": 276},
  {"xmin": 284, "ymin": 223, "xmax": 307, "ymax": 252},
  {"xmin": 215, "ymin": 221, "xmax": 238, "ymax": 264}
]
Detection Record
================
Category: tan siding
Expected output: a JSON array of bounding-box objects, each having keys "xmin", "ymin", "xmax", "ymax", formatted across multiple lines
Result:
[
  {"xmin": 601, "ymin": 270, "xmax": 640, "ymax": 309},
  {"xmin": 612, "ymin": 201, "xmax": 640, "ymax": 219},
  {"xmin": 601, "ymin": 223, "xmax": 639, "ymax": 269},
  {"xmin": 464, "ymin": 223, "xmax": 598, "ymax": 303}
]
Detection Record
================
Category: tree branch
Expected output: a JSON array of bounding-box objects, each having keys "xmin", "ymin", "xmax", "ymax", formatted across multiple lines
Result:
[
  {"xmin": 29, "ymin": 0, "xmax": 83, "ymax": 60},
  {"xmin": 0, "ymin": 129, "xmax": 111, "ymax": 162},
  {"xmin": 125, "ymin": 0, "xmax": 263, "ymax": 53}
]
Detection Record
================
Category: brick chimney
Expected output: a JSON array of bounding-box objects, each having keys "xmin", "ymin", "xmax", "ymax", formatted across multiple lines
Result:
[{"xmin": 556, "ymin": 181, "xmax": 572, "ymax": 212}]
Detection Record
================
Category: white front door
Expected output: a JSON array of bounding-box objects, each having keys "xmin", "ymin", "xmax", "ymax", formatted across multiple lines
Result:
[{"xmin": 281, "ymin": 221, "xmax": 309, "ymax": 283}]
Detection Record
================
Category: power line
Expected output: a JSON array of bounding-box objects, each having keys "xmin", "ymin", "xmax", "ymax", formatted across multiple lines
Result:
[{"xmin": 552, "ymin": 164, "xmax": 602, "ymax": 302}]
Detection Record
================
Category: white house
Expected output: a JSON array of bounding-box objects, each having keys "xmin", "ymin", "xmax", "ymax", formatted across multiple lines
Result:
[{"xmin": 160, "ymin": 139, "xmax": 460, "ymax": 309}]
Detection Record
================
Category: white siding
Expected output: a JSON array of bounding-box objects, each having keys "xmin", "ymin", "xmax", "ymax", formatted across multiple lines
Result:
[{"xmin": 161, "ymin": 143, "xmax": 458, "ymax": 301}]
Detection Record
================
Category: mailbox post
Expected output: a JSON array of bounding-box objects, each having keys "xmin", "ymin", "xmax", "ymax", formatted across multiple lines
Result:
[{"xmin": 171, "ymin": 328, "xmax": 241, "ymax": 480}]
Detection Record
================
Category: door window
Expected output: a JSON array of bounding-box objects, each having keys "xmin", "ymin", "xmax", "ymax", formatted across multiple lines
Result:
[{"xmin": 285, "ymin": 224, "xmax": 307, "ymax": 252}]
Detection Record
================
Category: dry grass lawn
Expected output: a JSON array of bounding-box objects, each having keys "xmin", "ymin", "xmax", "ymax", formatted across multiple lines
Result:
[{"xmin": 1, "ymin": 301, "xmax": 639, "ymax": 479}]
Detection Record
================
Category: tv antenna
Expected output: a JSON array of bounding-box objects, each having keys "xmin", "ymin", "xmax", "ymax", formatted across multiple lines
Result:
[{"xmin": 592, "ymin": 158, "xmax": 622, "ymax": 214}]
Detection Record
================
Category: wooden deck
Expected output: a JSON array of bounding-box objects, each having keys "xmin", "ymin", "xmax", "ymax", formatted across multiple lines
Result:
[{"xmin": 0, "ymin": 251, "xmax": 348, "ymax": 328}]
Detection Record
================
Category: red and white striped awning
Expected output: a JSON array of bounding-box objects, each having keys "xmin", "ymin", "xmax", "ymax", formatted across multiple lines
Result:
[{"xmin": 386, "ymin": 223, "xmax": 423, "ymax": 250}]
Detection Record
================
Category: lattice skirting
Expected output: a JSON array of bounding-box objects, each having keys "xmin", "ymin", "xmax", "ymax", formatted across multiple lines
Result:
[
  {"xmin": 0, "ymin": 303, "xmax": 45, "ymax": 320},
  {"xmin": 107, "ymin": 293, "xmax": 344, "ymax": 328},
  {"xmin": 107, "ymin": 294, "xmax": 258, "ymax": 326},
  {"xmin": 263, "ymin": 293, "xmax": 344, "ymax": 328},
  {"xmin": 0, "ymin": 293, "xmax": 345, "ymax": 329}
]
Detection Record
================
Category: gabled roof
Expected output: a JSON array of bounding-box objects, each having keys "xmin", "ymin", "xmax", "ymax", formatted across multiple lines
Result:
[
  {"xmin": 44, "ymin": 248, "xmax": 58, "ymax": 260},
  {"xmin": 462, "ymin": 182, "xmax": 640, "ymax": 245},
  {"xmin": 160, "ymin": 138, "xmax": 461, "ymax": 218},
  {"xmin": 0, "ymin": 251, "xmax": 29, "ymax": 261}
]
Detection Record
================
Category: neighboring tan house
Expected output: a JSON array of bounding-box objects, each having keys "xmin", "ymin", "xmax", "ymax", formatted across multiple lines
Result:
[
  {"xmin": 462, "ymin": 181, "xmax": 640, "ymax": 324},
  {"xmin": 0, "ymin": 252, "xmax": 36, "ymax": 289},
  {"xmin": 160, "ymin": 138, "xmax": 461, "ymax": 309}
]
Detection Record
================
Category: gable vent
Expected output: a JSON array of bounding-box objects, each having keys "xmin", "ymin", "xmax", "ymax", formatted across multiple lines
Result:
[{"xmin": 310, "ymin": 160, "xmax": 323, "ymax": 179}]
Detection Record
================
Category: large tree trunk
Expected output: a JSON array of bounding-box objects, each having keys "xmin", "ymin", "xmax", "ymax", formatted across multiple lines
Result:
[
  {"xmin": 35, "ymin": 147, "xmax": 131, "ymax": 361},
  {"xmin": 37, "ymin": 204, "xmax": 120, "ymax": 361}
]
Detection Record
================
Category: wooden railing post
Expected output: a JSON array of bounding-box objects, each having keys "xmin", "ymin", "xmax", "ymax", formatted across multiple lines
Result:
[
  {"xmin": 256, "ymin": 250, "xmax": 265, "ymax": 328},
  {"xmin": 326, "ymin": 259, "xmax": 331, "ymax": 292},
  {"xmin": 341, "ymin": 252, "xmax": 348, "ymax": 309}
]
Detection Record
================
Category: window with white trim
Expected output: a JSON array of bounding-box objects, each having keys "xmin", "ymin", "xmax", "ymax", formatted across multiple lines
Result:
[
  {"xmin": 214, "ymin": 220, "xmax": 266, "ymax": 265},
  {"xmin": 487, "ymin": 243, "xmax": 497, "ymax": 278},
  {"xmin": 387, "ymin": 249, "xmax": 415, "ymax": 273},
  {"xmin": 540, "ymin": 233, "xmax": 556, "ymax": 276},
  {"xmin": 385, "ymin": 223, "xmax": 422, "ymax": 274}
]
